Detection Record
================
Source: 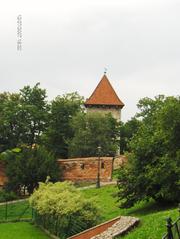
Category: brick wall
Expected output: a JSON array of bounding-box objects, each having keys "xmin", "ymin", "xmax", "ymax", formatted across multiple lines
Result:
[
  {"xmin": 0, "ymin": 157, "xmax": 114, "ymax": 187},
  {"xmin": 0, "ymin": 161, "xmax": 8, "ymax": 187},
  {"xmin": 58, "ymin": 157, "xmax": 113, "ymax": 182},
  {"xmin": 67, "ymin": 216, "xmax": 120, "ymax": 239}
]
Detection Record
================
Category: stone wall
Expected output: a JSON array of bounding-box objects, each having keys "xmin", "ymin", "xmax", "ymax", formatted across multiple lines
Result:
[
  {"xmin": 86, "ymin": 107, "xmax": 121, "ymax": 122},
  {"xmin": 113, "ymin": 155, "xmax": 127, "ymax": 170},
  {"xmin": 58, "ymin": 157, "xmax": 113, "ymax": 182}
]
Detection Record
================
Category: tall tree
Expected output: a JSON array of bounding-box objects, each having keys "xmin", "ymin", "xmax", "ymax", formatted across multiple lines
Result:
[
  {"xmin": 0, "ymin": 83, "xmax": 49, "ymax": 152},
  {"xmin": 20, "ymin": 83, "xmax": 49, "ymax": 146},
  {"xmin": 117, "ymin": 95, "xmax": 180, "ymax": 208},
  {"xmin": 120, "ymin": 117, "xmax": 141, "ymax": 154},
  {"xmin": 68, "ymin": 112, "xmax": 120, "ymax": 157},
  {"xmin": 0, "ymin": 93, "xmax": 23, "ymax": 151},
  {"xmin": 43, "ymin": 92, "xmax": 84, "ymax": 158},
  {"xmin": 2, "ymin": 146, "xmax": 59, "ymax": 195}
]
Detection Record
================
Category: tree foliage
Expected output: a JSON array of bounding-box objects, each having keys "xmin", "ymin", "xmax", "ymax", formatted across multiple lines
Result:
[
  {"xmin": 30, "ymin": 181, "xmax": 100, "ymax": 237},
  {"xmin": 118, "ymin": 95, "xmax": 180, "ymax": 208},
  {"xmin": 43, "ymin": 92, "xmax": 84, "ymax": 158},
  {"xmin": 68, "ymin": 112, "xmax": 120, "ymax": 157},
  {"xmin": 0, "ymin": 93, "xmax": 23, "ymax": 151},
  {"xmin": 120, "ymin": 117, "xmax": 141, "ymax": 154},
  {"xmin": 2, "ymin": 146, "xmax": 59, "ymax": 194},
  {"xmin": 0, "ymin": 83, "xmax": 49, "ymax": 152},
  {"xmin": 19, "ymin": 83, "xmax": 49, "ymax": 146}
]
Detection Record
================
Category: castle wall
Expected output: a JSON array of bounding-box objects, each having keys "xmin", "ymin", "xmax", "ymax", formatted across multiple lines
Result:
[
  {"xmin": 58, "ymin": 157, "xmax": 113, "ymax": 182},
  {"xmin": 0, "ymin": 161, "xmax": 8, "ymax": 187},
  {"xmin": 0, "ymin": 157, "xmax": 114, "ymax": 187}
]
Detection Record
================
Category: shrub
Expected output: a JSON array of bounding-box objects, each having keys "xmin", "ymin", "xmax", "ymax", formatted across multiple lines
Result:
[
  {"xmin": 0, "ymin": 190, "xmax": 18, "ymax": 203},
  {"xmin": 29, "ymin": 181, "xmax": 100, "ymax": 238}
]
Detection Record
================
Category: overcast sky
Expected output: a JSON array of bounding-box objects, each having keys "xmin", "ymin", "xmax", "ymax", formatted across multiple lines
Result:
[{"xmin": 0, "ymin": 0, "xmax": 179, "ymax": 121}]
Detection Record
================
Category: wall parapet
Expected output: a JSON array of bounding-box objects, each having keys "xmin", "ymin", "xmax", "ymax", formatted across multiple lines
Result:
[{"xmin": 58, "ymin": 157, "xmax": 113, "ymax": 182}]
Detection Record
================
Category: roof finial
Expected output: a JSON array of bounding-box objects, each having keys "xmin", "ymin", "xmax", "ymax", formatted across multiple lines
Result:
[{"xmin": 104, "ymin": 67, "xmax": 107, "ymax": 75}]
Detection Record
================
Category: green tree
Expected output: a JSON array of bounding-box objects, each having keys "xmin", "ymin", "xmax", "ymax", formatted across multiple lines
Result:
[
  {"xmin": 2, "ymin": 146, "xmax": 59, "ymax": 194},
  {"xmin": 20, "ymin": 83, "xmax": 49, "ymax": 146},
  {"xmin": 120, "ymin": 117, "xmax": 141, "ymax": 154},
  {"xmin": 43, "ymin": 92, "xmax": 84, "ymax": 158},
  {"xmin": 68, "ymin": 112, "xmax": 120, "ymax": 157},
  {"xmin": 118, "ymin": 95, "xmax": 180, "ymax": 208},
  {"xmin": 0, "ymin": 83, "xmax": 49, "ymax": 152},
  {"xmin": 0, "ymin": 93, "xmax": 22, "ymax": 152}
]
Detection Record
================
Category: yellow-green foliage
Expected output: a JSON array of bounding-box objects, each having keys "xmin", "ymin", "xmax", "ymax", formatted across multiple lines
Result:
[{"xmin": 29, "ymin": 181, "xmax": 100, "ymax": 223}]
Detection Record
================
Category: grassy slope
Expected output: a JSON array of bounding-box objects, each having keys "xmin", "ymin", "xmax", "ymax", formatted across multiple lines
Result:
[
  {"xmin": 0, "ymin": 185, "xmax": 178, "ymax": 239},
  {"xmin": 81, "ymin": 185, "xmax": 179, "ymax": 239},
  {"xmin": 0, "ymin": 222, "xmax": 49, "ymax": 239}
]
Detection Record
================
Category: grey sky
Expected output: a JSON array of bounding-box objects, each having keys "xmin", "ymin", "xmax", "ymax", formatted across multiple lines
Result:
[{"xmin": 0, "ymin": 0, "xmax": 180, "ymax": 121}]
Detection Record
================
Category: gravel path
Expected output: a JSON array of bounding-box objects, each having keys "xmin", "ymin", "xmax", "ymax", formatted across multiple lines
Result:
[
  {"xmin": 0, "ymin": 198, "xmax": 28, "ymax": 206},
  {"xmin": 79, "ymin": 180, "xmax": 117, "ymax": 190}
]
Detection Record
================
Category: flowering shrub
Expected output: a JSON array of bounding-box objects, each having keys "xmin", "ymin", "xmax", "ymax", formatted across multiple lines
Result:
[{"xmin": 29, "ymin": 181, "xmax": 100, "ymax": 238}]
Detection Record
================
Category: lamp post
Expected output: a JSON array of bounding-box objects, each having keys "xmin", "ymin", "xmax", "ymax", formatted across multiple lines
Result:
[{"xmin": 96, "ymin": 146, "xmax": 101, "ymax": 188}]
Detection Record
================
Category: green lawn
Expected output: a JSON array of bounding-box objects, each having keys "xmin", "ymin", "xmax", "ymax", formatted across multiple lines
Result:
[
  {"xmin": 81, "ymin": 185, "xmax": 179, "ymax": 239},
  {"xmin": 0, "ymin": 185, "xmax": 178, "ymax": 239},
  {"xmin": 0, "ymin": 222, "xmax": 49, "ymax": 239},
  {"xmin": 0, "ymin": 200, "xmax": 32, "ymax": 221}
]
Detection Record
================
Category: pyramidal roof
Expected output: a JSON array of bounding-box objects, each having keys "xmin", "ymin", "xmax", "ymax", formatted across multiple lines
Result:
[{"xmin": 85, "ymin": 74, "xmax": 124, "ymax": 108}]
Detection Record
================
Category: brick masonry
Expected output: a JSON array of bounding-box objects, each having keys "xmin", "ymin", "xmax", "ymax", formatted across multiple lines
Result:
[
  {"xmin": 58, "ymin": 157, "xmax": 113, "ymax": 182},
  {"xmin": 67, "ymin": 216, "xmax": 139, "ymax": 239},
  {"xmin": 68, "ymin": 217, "xmax": 120, "ymax": 239},
  {"xmin": 0, "ymin": 161, "xmax": 8, "ymax": 187},
  {"xmin": 0, "ymin": 156, "xmax": 127, "ymax": 187}
]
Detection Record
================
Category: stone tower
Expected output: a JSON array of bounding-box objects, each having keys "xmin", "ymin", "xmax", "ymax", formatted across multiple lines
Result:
[{"xmin": 84, "ymin": 74, "xmax": 124, "ymax": 122}]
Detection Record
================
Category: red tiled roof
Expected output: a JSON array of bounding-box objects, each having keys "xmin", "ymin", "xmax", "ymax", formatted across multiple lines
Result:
[{"xmin": 85, "ymin": 75, "xmax": 124, "ymax": 108}]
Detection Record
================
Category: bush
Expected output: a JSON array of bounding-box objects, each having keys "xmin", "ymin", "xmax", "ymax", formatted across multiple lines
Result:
[
  {"xmin": 0, "ymin": 190, "xmax": 18, "ymax": 203},
  {"xmin": 29, "ymin": 181, "xmax": 100, "ymax": 238}
]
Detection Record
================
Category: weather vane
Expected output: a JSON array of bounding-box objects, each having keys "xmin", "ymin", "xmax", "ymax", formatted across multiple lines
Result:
[{"xmin": 104, "ymin": 67, "xmax": 107, "ymax": 75}]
